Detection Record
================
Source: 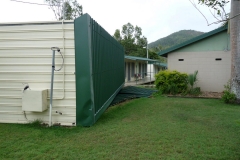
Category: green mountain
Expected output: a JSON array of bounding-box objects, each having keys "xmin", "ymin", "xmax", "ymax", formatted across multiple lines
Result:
[{"xmin": 149, "ymin": 30, "xmax": 204, "ymax": 51}]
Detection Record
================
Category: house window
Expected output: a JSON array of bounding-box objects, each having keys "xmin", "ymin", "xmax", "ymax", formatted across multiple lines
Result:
[
  {"xmin": 215, "ymin": 58, "xmax": 222, "ymax": 61},
  {"xmin": 178, "ymin": 59, "xmax": 184, "ymax": 61}
]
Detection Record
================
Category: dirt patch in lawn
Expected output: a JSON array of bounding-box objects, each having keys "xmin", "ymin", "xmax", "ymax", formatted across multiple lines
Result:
[{"xmin": 168, "ymin": 91, "xmax": 223, "ymax": 99}]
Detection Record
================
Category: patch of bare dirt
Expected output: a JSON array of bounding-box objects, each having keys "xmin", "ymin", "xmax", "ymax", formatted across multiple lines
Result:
[{"xmin": 168, "ymin": 91, "xmax": 223, "ymax": 99}]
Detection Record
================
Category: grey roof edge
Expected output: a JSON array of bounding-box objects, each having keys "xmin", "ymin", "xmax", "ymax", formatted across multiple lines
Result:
[
  {"xmin": 157, "ymin": 25, "xmax": 228, "ymax": 57},
  {"xmin": 124, "ymin": 55, "xmax": 158, "ymax": 62},
  {"xmin": 124, "ymin": 55, "xmax": 167, "ymax": 67}
]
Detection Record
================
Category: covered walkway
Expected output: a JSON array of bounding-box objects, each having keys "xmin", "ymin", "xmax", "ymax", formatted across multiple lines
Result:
[
  {"xmin": 124, "ymin": 55, "xmax": 167, "ymax": 86},
  {"xmin": 124, "ymin": 76, "xmax": 155, "ymax": 86}
]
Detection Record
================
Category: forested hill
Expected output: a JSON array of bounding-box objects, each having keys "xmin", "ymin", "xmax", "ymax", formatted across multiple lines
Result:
[{"xmin": 149, "ymin": 30, "xmax": 204, "ymax": 50}]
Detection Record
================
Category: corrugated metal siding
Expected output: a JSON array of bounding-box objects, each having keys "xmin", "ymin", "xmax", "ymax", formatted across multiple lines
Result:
[
  {"xmin": 0, "ymin": 21, "xmax": 76, "ymax": 125},
  {"xmin": 75, "ymin": 14, "xmax": 124, "ymax": 126}
]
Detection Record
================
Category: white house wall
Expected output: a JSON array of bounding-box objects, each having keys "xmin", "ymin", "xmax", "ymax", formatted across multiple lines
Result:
[
  {"xmin": 0, "ymin": 21, "xmax": 76, "ymax": 126},
  {"xmin": 168, "ymin": 51, "xmax": 231, "ymax": 92},
  {"xmin": 147, "ymin": 64, "xmax": 155, "ymax": 79}
]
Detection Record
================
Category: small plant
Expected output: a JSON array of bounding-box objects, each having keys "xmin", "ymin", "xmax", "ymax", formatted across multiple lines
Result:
[
  {"xmin": 28, "ymin": 119, "xmax": 44, "ymax": 127},
  {"xmin": 222, "ymin": 81, "xmax": 236, "ymax": 103},
  {"xmin": 188, "ymin": 70, "xmax": 198, "ymax": 90},
  {"xmin": 189, "ymin": 87, "xmax": 201, "ymax": 95},
  {"xmin": 188, "ymin": 70, "xmax": 201, "ymax": 95}
]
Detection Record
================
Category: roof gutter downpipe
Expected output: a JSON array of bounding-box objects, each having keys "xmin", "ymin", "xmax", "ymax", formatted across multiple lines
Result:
[{"xmin": 49, "ymin": 47, "xmax": 60, "ymax": 127}]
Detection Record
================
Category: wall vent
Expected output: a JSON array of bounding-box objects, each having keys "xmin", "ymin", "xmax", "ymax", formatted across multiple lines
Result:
[
  {"xmin": 215, "ymin": 58, "xmax": 222, "ymax": 61},
  {"xmin": 178, "ymin": 59, "xmax": 184, "ymax": 61}
]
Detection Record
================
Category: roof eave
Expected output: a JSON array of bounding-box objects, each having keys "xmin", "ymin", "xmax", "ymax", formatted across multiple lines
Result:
[
  {"xmin": 157, "ymin": 25, "xmax": 228, "ymax": 56},
  {"xmin": 124, "ymin": 55, "xmax": 158, "ymax": 62}
]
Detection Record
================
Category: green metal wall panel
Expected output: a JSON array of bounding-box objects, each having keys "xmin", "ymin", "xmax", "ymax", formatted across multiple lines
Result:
[{"xmin": 74, "ymin": 14, "xmax": 124, "ymax": 126}]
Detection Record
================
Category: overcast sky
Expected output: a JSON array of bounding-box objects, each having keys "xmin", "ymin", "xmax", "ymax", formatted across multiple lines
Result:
[{"xmin": 0, "ymin": 0, "xmax": 230, "ymax": 43}]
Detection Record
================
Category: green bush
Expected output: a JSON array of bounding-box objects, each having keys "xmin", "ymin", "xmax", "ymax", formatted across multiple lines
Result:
[
  {"xmin": 222, "ymin": 81, "xmax": 236, "ymax": 104},
  {"xmin": 155, "ymin": 70, "xmax": 188, "ymax": 94}
]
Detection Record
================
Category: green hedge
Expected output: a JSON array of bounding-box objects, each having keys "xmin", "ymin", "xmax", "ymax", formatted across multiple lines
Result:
[{"xmin": 155, "ymin": 70, "xmax": 188, "ymax": 94}]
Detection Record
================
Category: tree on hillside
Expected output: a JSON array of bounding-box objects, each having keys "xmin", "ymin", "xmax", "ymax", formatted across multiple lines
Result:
[
  {"xmin": 196, "ymin": 0, "xmax": 240, "ymax": 100},
  {"xmin": 150, "ymin": 45, "xmax": 167, "ymax": 53},
  {"xmin": 114, "ymin": 23, "xmax": 166, "ymax": 61},
  {"xmin": 44, "ymin": 0, "xmax": 82, "ymax": 20},
  {"xmin": 148, "ymin": 30, "xmax": 204, "ymax": 50},
  {"xmin": 114, "ymin": 23, "xmax": 148, "ymax": 56}
]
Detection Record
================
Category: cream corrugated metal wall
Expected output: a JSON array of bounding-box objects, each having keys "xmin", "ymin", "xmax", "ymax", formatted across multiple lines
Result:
[{"xmin": 0, "ymin": 21, "xmax": 76, "ymax": 126}]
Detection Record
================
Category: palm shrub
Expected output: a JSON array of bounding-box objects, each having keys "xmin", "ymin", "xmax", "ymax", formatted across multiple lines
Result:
[
  {"xmin": 188, "ymin": 70, "xmax": 198, "ymax": 90},
  {"xmin": 155, "ymin": 70, "xmax": 188, "ymax": 94},
  {"xmin": 188, "ymin": 70, "xmax": 200, "ymax": 95}
]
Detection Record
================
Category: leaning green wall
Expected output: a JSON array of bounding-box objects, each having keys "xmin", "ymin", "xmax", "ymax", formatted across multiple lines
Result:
[
  {"xmin": 74, "ymin": 14, "xmax": 125, "ymax": 126},
  {"xmin": 176, "ymin": 31, "xmax": 230, "ymax": 52}
]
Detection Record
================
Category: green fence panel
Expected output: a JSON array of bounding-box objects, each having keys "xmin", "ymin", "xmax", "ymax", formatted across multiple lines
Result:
[{"xmin": 74, "ymin": 14, "xmax": 125, "ymax": 126}]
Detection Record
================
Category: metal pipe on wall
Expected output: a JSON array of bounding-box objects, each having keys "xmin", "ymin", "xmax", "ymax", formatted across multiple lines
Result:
[{"xmin": 49, "ymin": 49, "xmax": 56, "ymax": 127}]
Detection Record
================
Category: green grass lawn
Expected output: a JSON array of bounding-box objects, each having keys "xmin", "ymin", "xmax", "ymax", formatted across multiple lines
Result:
[{"xmin": 1, "ymin": 96, "xmax": 240, "ymax": 160}]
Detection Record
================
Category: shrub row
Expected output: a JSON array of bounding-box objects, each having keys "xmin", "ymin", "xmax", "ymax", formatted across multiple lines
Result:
[{"xmin": 155, "ymin": 70, "xmax": 237, "ymax": 104}]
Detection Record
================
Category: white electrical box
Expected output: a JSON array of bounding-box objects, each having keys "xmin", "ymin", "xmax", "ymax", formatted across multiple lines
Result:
[{"xmin": 22, "ymin": 90, "xmax": 48, "ymax": 112}]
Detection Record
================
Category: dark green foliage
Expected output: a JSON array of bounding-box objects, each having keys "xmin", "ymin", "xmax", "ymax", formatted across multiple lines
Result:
[
  {"xmin": 113, "ymin": 23, "xmax": 147, "ymax": 55},
  {"xmin": 222, "ymin": 81, "xmax": 236, "ymax": 103},
  {"xmin": 45, "ymin": 0, "xmax": 83, "ymax": 20},
  {"xmin": 148, "ymin": 30, "xmax": 204, "ymax": 52},
  {"xmin": 113, "ymin": 23, "xmax": 163, "ymax": 61},
  {"xmin": 155, "ymin": 70, "xmax": 188, "ymax": 94}
]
